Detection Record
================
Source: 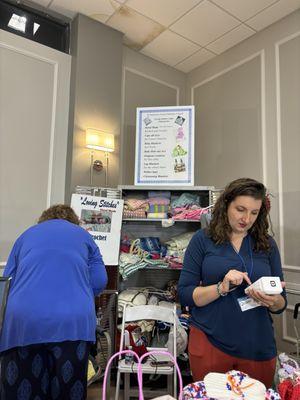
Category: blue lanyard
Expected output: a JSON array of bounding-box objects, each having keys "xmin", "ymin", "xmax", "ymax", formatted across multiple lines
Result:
[{"xmin": 231, "ymin": 236, "xmax": 254, "ymax": 278}]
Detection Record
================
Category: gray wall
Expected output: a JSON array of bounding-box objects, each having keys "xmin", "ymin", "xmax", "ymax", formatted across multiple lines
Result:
[
  {"xmin": 121, "ymin": 48, "xmax": 186, "ymax": 184},
  {"xmin": 66, "ymin": 16, "xmax": 187, "ymax": 191},
  {"xmin": 192, "ymin": 56, "xmax": 262, "ymax": 187},
  {"xmin": 186, "ymin": 9, "xmax": 300, "ymax": 353},
  {"xmin": 66, "ymin": 14, "xmax": 123, "ymax": 199},
  {"xmin": 0, "ymin": 28, "xmax": 71, "ymax": 266}
]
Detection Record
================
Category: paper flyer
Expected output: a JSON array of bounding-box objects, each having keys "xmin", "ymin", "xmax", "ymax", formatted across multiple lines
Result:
[{"xmin": 135, "ymin": 105, "xmax": 194, "ymax": 186}]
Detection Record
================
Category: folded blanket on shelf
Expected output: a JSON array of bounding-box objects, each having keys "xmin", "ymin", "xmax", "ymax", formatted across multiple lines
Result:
[
  {"xmin": 147, "ymin": 212, "xmax": 168, "ymax": 219},
  {"xmin": 172, "ymin": 207, "xmax": 204, "ymax": 220},
  {"xmin": 119, "ymin": 247, "xmax": 169, "ymax": 280},
  {"xmin": 147, "ymin": 204, "xmax": 170, "ymax": 213},
  {"xmin": 148, "ymin": 197, "xmax": 170, "ymax": 206},
  {"xmin": 123, "ymin": 209, "xmax": 146, "ymax": 219},
  {"xmin": 130, "ymin": 237, "xmax": 167, "ymax": 259},
  {"xmin": 145, "ymin": 259, "xmax": 169, "ymax": 268},
  {"xmin": 119, "ymin": 252, "xmax": 148, "ymax": 280},
  {"xmin": 165, "ymin": 231, "xmax": 195, "ymax": 251},
  {"xmin": 124, "ymin": 198, "xmax": 149, "ymax": 211},
  {"xmin": 139, "ymin": 237, "xmax": 167, "ymax": 257},
  {"xmin": 171, "ymin": 193, "xmax": 200, "ymax": 208}
]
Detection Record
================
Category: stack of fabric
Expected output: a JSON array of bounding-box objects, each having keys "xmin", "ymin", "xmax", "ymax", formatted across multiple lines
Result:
[
  {"xmin": 119, "ymin": 231, "xmax": 196, "ymax": 278},
  {"xmin": 119, "ymin": 252, "xmax": 149, "ymax": 280},
  {"xmin": 122, "ymin": 191, "xmax": 212, "ymax": 221},
  {"xmin": 147, "ymin": 191, "xmax": 171, "ymax": 219},
  {"xmin": 123, "ymin": 197, "xmax": 149, "ymax": 219},
  {"xmin": 165, "ymin": 231, "xmax": 195, "ymax": 269},
  {"xmin": 119, "ymin": 236, "xmax": 169, "ymax": 280},
  {"xmin": 171, "ymin": 192, "xmax": 204, "ymax": 220}
]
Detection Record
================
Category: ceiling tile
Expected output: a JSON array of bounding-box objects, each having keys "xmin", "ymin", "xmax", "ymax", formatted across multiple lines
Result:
[
  {"xmin": 170, "ymin": 0, "xmax": 240, "ymax": 46},
  {"xmin": 247, "ymin": 0, "xmax": 300, "ymax": 31},
  {"xmin": 141, "ymin": 30, "xmax": 200, "ymax": 66},
  {"xmin": 126, "ymin": 0, "xmax": 202, "ymax": 27},
  {"xmin": 107, "ymin": 6, "xmax": 165, "ymax": 51},
  {"xmin": 50, "ymin": 0, "xmax": 119, "ymax": 20},
  {"xmin": 175, "ymin": 48, "xmax": 215, "ymax": 72},
  {"xmin": 207, "ymin": 24, "xmax": 255, "ymax": 54},
  {"xmin": 211, "ymin": 0, "xmax": 278, "ymax": 21}
]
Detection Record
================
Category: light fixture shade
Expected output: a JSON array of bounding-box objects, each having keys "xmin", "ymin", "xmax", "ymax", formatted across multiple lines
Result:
[{"xmin": 86, "ymin": 129, "xmax": 114, "ymax": 152}]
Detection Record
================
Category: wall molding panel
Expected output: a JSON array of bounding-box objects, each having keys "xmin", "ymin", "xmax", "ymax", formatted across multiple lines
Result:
[
  {"xmin": 282, "ymin": 305, "xmax": 297, "ymax": 344},
  {"xmin": 0, "ymin": 41, "xmax": 58, "ymax": 209},
  {"xmin": 275, "ymin": 31, "xmax": 300, "ymax": 272},
  {"xmin": 124, "ymin": 67, "xmax": 180, "ymax": 105},
  {"xmin": 191, "ymin": 50, "xmax": 266, "ymax": 185},
  {"xmin": 0, "ymin": 29, "xmax": 71, "ymax": 265},
  {"xmin": 281, "ymin": 284, "xmax": 300, "ymax": 344},
  {"xmin": 120, "ymin": 66, "xmax": 181, "ymax": 184}
]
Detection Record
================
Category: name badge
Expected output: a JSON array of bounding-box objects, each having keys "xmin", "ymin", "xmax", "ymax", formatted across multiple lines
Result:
[{"xmin": 238, "ymin": 296, "xmax": 261, "ymax": 312}]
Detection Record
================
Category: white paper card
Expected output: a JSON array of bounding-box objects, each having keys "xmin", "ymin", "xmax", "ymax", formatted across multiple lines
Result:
[{"xmin": 238, "ymin": 296, "xmax": 261, "ymax": 312}]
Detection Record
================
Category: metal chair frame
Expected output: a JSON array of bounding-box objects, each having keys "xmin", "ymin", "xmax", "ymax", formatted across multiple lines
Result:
[{"xmin": 115, "ymin": 304, "xmax": 177, "ymax": 400}]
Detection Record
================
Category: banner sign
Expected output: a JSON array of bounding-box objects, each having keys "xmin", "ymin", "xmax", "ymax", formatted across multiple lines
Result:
[
  {"xmin": 135, "ymin": 105, "xmax": 194, "ymax": 186},
  {"xmin": 71, "ymin": 194, "xmax": 124, "ymax": 265}
]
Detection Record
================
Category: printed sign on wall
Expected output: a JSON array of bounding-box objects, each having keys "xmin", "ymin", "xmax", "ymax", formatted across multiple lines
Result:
[
  {"xmin": 71, "ymin": 194, "xmax": 124, "ymax": 265},
  {"xmin": 135, "ymin": 105, "xmax": 194, "ymax": 186}
]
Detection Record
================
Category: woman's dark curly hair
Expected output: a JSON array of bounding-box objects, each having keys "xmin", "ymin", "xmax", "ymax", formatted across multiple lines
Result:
[
  {"xmin": 208, "ymin": 178, "xmax": 270, "ymax": 252},
  {"xmin": 38, "ymin": 204, "xmax": 80, "ymax": 225}
]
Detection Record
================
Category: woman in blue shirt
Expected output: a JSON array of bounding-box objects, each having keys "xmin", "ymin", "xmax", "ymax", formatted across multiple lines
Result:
[
  {"xmin": 0, "ymin": 204, "xmax": 107, "ymax": 400},
  {"xmin": 178, "ymin": 178, "xmax": 286, "ymax": 388}
]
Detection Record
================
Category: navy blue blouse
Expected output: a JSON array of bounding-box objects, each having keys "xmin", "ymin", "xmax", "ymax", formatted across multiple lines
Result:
[
  {"xmin": 178, "ymin": 229, "xmax": 286, "ymax": 361},
  {"xmin": 0, "ymin": 219, "xmax": 107, "ymax": 352}
]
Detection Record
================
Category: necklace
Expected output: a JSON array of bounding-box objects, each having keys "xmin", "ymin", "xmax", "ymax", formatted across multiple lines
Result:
[{"xmin": 230, "ymin": 235, "xmax": 254, "ymax": 278}]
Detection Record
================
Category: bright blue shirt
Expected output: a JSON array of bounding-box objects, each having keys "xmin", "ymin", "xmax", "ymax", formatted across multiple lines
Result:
[
  {"xmin": 178, "ymin": 229, "xmax": 286, "ymax": 361},
  {"xmin": 0, "ymin": 219, "xmax": 108, "ymax": 352}
]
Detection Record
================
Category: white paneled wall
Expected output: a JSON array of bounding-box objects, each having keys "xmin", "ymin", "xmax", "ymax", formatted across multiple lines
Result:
[
  {"xmin": 275, "ymin": 32, "xmax": 300, "ymax": 348},
  {"xmin": 0, "ymin": 30, "xmax": 71, "ymax": 269}
]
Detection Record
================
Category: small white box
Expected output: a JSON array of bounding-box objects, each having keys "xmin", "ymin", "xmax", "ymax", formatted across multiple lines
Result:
[{"xmin": 245, "ymin": 277, "xmax": 282, "ymax": 295}]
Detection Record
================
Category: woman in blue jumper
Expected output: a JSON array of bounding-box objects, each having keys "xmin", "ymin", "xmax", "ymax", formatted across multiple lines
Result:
[
  {"xmin": 0, "ymin": 204, "xmax": 107, "ymax": 400},
  {"xmin": 178, "ymin": 178, "xmax": 286, "ymax": 388}
]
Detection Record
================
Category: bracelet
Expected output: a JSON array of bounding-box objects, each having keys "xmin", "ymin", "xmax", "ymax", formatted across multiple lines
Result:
[{"xmin": 217, "ymin": 281, "xmax": 228, "ymax": 297}]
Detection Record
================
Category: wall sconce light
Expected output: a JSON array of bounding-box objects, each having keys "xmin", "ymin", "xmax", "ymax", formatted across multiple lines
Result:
[{"xmin": 85, "ymin": 128, "xmax": 115, "ymax": 187}]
